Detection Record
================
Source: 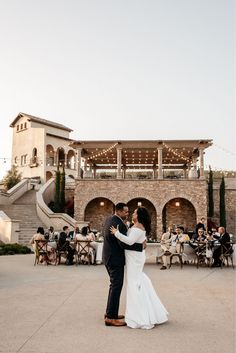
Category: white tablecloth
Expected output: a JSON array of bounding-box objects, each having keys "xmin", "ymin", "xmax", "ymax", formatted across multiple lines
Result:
[{"xmin": 86, "ymin": 242, "xmax": 236, "ymax": 265}]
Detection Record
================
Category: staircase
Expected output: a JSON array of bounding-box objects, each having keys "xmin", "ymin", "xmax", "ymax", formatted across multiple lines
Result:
[{"xmin": 0, "ymin": 189, "xmax": 46, "ymax": 244}]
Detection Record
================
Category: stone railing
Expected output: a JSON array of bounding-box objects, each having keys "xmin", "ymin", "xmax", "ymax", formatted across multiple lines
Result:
[
  {"xmin": 0, "ymin": 179, "xmax": 31, "ymax": 205},
  {"xmin": 36, "ymin": 178, "xmax": 78, "ymax": 230},
  {"xmin": 0, "ymin": 211, "xmax": 20, "ymax": 243}
]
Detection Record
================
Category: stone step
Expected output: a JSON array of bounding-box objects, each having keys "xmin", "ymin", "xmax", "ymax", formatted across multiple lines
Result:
[{"xmin": 0, "ymin": 189, "xmax": 46, "ymax": 244}]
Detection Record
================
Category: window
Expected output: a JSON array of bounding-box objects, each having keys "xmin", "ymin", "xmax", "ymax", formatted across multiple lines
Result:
[
  {"xmin": 20, "ymin": 124, "xmax": 23, "ymax": 129},
  {"xmin": 17, "ymin": 125, "xmax": 19, "ymax": 131},
  {"xmin": 24, "ymin": 122, "xmax": 27, "ymax": 129}
]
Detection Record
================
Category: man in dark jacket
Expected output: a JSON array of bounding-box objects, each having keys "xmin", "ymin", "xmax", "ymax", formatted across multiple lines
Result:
[
  {"xmin": 102, "ymin": 203, "xmax": 146, "ymax": 327},
  {"xmin": 212, "ymin": 226, "xmax": 230, "ymax": 267},
  {"xmin": 59, "ymin": 226, "xmax": 75, "ymax": 265}
]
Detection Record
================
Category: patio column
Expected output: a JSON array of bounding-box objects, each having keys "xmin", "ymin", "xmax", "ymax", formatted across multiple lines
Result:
[
  {"xmin": 93, "ymin": 164, "xmax": 97, "ymax": 179},
  {"xmin": 123, "ymin": 165, "xmax": 127, "ymax": 179},
  {"xmin": 153, "ymin": 165, "xmax": 157, "ymax": 179},
  {"xmin": 199, "ymin": 147, "xmax": 205, "ymax": 179},
  {"xmin": 76, "ymin": 147, "xmax": 82, "ymax": 179},
  {"xmin": 53, "ymin": 151, "xmax": 57, "ymax": 166},
  {"xmin": 64, "ymin": 153, "xmax": 68, "ymax": 168},
  {"xmin": 157, "ymin": 148, "xmax": 163, "ymax": 179},
  {"xmin": 192, "ymin": 156, "xmax": 198, "ymax": 178},
  {"xmin": 183, "ymin": 166, "xmax": 188, "ymax": 179},
  {"xmin": 116, "ymin": 147, "xmax": 122, "ymax": 179}
]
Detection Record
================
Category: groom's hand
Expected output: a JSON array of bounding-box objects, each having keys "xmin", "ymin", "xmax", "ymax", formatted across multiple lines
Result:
[
  {"xmin": 142, "ymin": 240, "xmax": 147, "ymax": 249},
  {"xmin": 110, "ymin": 225, "xmax": 119, "ymax": 235}
]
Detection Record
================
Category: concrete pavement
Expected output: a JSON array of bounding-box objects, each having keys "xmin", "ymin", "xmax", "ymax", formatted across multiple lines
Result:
[{"xmin": 0, "ymin": 254, "xmax": 235, "ymax": 353}]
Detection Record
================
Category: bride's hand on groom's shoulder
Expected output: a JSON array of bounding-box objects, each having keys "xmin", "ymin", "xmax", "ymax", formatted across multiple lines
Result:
[{"xmin": 110, "ymin": 225, "xmax": 118, "ymax": 235}]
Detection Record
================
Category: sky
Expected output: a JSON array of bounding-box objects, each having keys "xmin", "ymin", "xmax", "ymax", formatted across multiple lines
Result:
[{"xmin": 0, "ymin": 0, "xmax": 235, "ymax": 179}]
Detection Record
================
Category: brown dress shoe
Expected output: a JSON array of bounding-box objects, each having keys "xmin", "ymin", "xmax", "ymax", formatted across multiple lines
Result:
[
  {"xmin": 105, "ymin": 318, "xmax": 127, "ymax": 327},
  {"xmin": 104, "ymin": 314, "xmax": 125, "ymax": 320}
]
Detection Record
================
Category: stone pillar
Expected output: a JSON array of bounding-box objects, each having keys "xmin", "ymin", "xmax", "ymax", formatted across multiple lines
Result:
[
  {"xmin": 123, "ymin": 165, "xmax": 127, "ymax": 179},
  {"xmin": 76, "ymin": 147, "xmax": 82, "ymax": 179},
  {"xmin": 199, "ymin": 148, "xmax": 205, "ymax": 179},
  {"xmin": 116, "ymin": 147, "xmax": 122, "ymax": 179},
  {"xmin": 192, "ymin": 156, "xmax": 198, "ymax": 178},
  {"xmin": 153, "ymin": 165, "xmax": 157, "ymax": 179},
  {"xmin": 156, "ymin": 214, "xmax": 163, "ymax": 240},
  {"xmin": 64, "ymin": 153, "xmax": 68, "ymax": 168},
  {"xmin": 53, "ymin": 151, "xmax": 57, "ymax": 166},
  {"xmin": 183, "ymin": 166, "xmax": 188, "ymax": 179},
  {"xmin": 157, "ymin": 148, "xmax": 163, "ymax": 179},
  {"xmin": 93, "ymin": 164, "xmax": 97, "ymax": 179}
]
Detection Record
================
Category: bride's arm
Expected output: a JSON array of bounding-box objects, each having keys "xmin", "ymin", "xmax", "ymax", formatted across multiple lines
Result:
[{"xmin": 111, "ymin": 227, "xmax": 142, "ymax": 245}]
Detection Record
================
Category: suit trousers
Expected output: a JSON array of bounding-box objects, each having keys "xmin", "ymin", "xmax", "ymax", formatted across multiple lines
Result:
[{"xmin": 105, "ymin": 264, "xmax": 124, "ymax": 319}]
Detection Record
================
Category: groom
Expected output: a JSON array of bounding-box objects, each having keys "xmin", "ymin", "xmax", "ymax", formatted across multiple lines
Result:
[{"xmin": 102, "ymin": 202, "xmax": 145, "ymax": 327}]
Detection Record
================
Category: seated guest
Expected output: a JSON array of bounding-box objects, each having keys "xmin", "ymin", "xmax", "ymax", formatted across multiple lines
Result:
[
  {"xmin": 59, "ymin": 226, "xmax": 75, "ymax": 265},
  {"xmin": 69, "ymin": 226, "xmax": 80, "ymax": 240},
  {"xmin": 189, "ymin": 228, "xmax": 207, "ymax": 250},
  {"xmin": 30, "ymin": 227, "xmax": 56, "ymax": 265},
  {"xmin": 160, "ymin": 226, "xmax": 186, "ymax": 270},
  {"xmin": 74, "ymin": 226, "xmax": 96, "ymax": 263},
  {"xmin": 30, "ymin": 227, "xmax": 45, "ymax": 250},
  {"xmin": 212, "ymin": 227, "xmax": 230, "ymax": 267},
  {"xmin": 160, "ymin": 225, "xmax": 174, "ymax": 255},
  {"xmin": 48, "ymin": 226, "xmax": 55, "ymax": 240}
]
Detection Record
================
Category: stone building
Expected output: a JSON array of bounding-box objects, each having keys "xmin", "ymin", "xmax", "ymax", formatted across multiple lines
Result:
[
  {"xmin": 8, "ymin": 113, "xmax": 235, "ymax": 237},
  {"xmin": 70, "ymin": 139, "xmax": 212, "ymax": 238},
  {"xmin": 10, "ymin": 112, "xmax": 77, "ymax": 183}
]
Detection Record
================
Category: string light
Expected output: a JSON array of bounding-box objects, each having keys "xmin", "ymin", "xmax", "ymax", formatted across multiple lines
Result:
[
  {"xmin": 87, "ymin": 142, "xmax": 118, "ymax": 161},
  {"xmin": 162, "ymin": 142, "xmax": 193, "ymax": 163}
]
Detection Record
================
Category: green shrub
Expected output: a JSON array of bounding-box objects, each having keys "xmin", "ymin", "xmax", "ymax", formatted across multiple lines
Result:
[{"xmin": 0, "ymin": 243, "xmax": 31, "ymax": 255}]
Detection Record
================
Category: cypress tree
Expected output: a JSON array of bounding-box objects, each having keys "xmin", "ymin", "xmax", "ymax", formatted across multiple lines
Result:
[
  {"xmin": 54, "ymin": 166, "xmax": 61, "ymax": 212},
  {"xmin": 59, "ymin": 166, "xmax": 66, "ymax": 212},
  {"xmin": 219, "ymin": 175, "xmax": 226, "ymax": 228},
  {"xmin": 207, "ymin": 167, "xmax": 214, "ymax": 217}
]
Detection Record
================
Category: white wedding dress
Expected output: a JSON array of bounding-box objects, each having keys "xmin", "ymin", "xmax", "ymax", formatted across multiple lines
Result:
[{"xmin": 115, "ymin": 227, "xmax": 168, "ymax": 329}]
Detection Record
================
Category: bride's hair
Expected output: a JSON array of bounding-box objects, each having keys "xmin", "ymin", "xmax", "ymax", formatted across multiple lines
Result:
[{"xmin": 137, "ymin": 207, "xmax": 151, "ymax": 235}]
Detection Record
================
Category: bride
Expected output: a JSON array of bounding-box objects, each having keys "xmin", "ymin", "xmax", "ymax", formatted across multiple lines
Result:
[{"xmin": 110, "ymin": 206, "xmax": 168, "ymax": 329}]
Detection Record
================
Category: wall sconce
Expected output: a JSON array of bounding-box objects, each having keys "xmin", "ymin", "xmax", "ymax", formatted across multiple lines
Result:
[
  {"xmin": 175, "ymin": 202, "xmax": 180, "ymax": 207},
  {"xmin": 137, "ymin": 201, "xmax": 142, "ymax": 207},
  {"xmin": 100, "ymin": 201, "xmax": 105, "ymax": 206}
]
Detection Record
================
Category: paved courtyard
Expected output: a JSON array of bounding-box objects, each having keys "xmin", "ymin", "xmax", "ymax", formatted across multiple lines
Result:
[{"xmin": 0, "ymin": 254, "xmax": 235, "ymax": 353}]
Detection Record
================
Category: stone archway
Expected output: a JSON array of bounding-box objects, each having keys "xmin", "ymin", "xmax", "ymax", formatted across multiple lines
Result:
[
  {"xmin": 127, "ymin": 198, "xmax": 157, "ymax": 239},
  {"xmin": 84, "ymin": 197, "xmax": 115, "ymax": 232},
  {"xmin": 46, "ymin": 144, "xmax": 54, "ymax": 166},
  {"xmin": 162, "ymin": 197, "xmax": 197, "ymax": 233}
]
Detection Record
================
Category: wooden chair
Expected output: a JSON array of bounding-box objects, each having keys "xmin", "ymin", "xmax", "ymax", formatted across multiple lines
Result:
[
  {"xmin": 194, "ymin": 241, "xmax": 207, "ymax": 269},
  {"xmin": 75, "ymin": 240, "xmax": 94, "ymax": 265},
  {"xmin": 34, "ymin": 240, "xmax": 49, "ymax": 265},
  {"xmin": 220, "ymin": 242, "xmax": 234, "ymax": 269},
  {"xmin": 169, "ymin": 243, "xmax": 184, "ymax": 269},
  {"xmin": 56, "ymin": 240, "xmax": 69, "ymax": 265}
]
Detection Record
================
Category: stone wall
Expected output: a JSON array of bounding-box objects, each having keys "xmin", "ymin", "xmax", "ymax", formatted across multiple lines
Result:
[
  {"xmin": 212, "ymin": 178, "xmax": 236, "ymax": 234},
  {"xmin": 74, "ymin": 179, "xmax": 208, "ymax": 238}
]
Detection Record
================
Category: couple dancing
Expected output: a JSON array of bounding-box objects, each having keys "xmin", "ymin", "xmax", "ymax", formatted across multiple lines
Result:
[{"xmin": 102, "ymin": 203, "xmax": 168, "ymax": 329}]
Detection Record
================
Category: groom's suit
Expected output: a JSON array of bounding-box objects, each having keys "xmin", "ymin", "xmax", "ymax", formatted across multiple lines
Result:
[{"xmin": 102, "ymin": 215, "xmax": 143, "ymax": 319}]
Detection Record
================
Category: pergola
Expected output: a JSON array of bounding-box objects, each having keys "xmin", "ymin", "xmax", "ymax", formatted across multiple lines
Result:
[{"xmin": 69, "ymin": 139, "xmax": 212, "ymax": 179}]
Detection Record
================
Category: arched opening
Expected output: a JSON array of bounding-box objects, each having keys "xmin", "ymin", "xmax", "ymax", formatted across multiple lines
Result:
[
  {"xmin": 30, "ymin": 147, "xmax": 38, "ymax": 166},
  {"xmin": 57, "ymin": 147, "xmax": 65, "ymax": 167},
  {"xmin": 84, "ymin": 197, "xmax": 115, "ymax": 232},
  {"xmin": 127, "ymin": 198, "xmax": 157, "ymax": 239},
  {"xmin": 67, "ymin": 149, "xmax": 75, "ymax": 169},
  {"xmin": 46, "ymin": 144, "xmax": 55, "ymax": 166},
  {"xmin": 162, "ymin": 197, "xmax": 196, "ymax": 233},
  {"xmin": 46, "ymin": 171, "xmax": 53, "ymax": 182}
]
